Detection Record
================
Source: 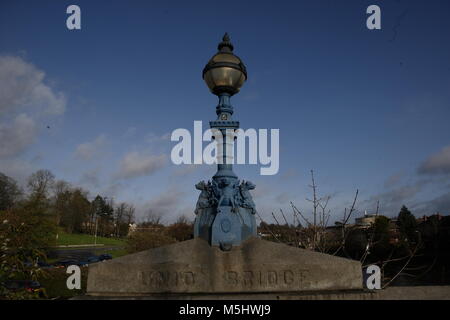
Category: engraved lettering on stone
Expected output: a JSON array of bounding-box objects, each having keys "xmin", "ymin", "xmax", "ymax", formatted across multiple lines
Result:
[
  {"xmin": 220, "ymin": 269, "xmax": 309, "ymax": 288},
  {"xmin": 183, "ymin": 272, "xmax": 195, "ymax": 286},
  {"xmin": 139, "ymin": 270, "xmax": 196, "ymax": 288},
  {"xmin": 284, "ymin": 270, "xmax": 294, "ymax": 285},
  {"xmin": 243, "ymin": 271, "xmax": 253, "ymax": 287},
  {"xmin": 224, "ymin": 271, "xmax": 238, "ymax": 286},
  {"xmin": 298, "ymin": 269, "xmax": 308, "ymax": 286},
  {"xmin": 267, "ymin": 271, "xmax": 277, "ymax": 285}
]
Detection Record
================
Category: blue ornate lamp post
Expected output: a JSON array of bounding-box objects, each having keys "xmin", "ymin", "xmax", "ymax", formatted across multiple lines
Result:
[{"xmin": 194, "ymin": 34, "xmax": 257, "ymax": 250}]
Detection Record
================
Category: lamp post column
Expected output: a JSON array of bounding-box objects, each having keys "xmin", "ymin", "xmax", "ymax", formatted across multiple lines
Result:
[
  {"xmin": 212, "ymin": 93, "xmax": 238, "ymax": 181},
  {"xmin": 193, "ymin": 34, "xmax": 257, "ymax": 250}
]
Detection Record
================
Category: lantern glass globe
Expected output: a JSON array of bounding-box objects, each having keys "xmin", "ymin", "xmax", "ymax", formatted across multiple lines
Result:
[{"xmin": 202, "ymin": 33, "xmax": 247, "ymax": 96}]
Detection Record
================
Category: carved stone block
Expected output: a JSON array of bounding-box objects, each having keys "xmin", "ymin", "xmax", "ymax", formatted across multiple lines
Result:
[{"xmin": 87, "ymin": 237, "xmax": 362, "ymax": 296}]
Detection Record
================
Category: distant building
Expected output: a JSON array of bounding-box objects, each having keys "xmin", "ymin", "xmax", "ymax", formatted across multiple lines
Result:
[
  {"xmin": 355, "ymin": 211, "xmax": 378, "ymax": 228},
  {"xmin": 420, "ymin": 213, "xmax": 445, "ymax": 223},
  {"xmin": 127, "ymin": 223, "xmax": 138, "ymax": 236},
  {"xmin": 126, "ymin": 223, "xmax": 165, "ymax": 236}
]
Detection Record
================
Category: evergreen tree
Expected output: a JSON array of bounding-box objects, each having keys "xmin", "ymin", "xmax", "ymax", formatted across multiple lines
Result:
[
  {"xmin": 397, "ymin": 205, "xmax": 418, "ymax": 243},
  {"xmin": 0, "ymin": 172, "xmax": 21, "ymax": 211}
]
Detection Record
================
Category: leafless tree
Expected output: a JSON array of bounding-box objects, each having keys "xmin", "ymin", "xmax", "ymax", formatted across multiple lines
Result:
[
  {"xmin": 257, "ymin": 169, "xmax": 360, "ymax": 255},
  {"xmin": 331, "ymin": 189, "xmax": 359, "ymax": 256},
  {"xmin": 52, "ymin": 180, "xmax": 71, "ymax": 226},
  {"xmin": 113, "ymin": 202, "xmax": 136, "ymax": 237},
  {"xmin": 142, "ymin": 209, "xmax": 163, "ymax": 225},
  {"xmin": 27, "ymin": 169, "xmax": 55, "ymax": 202}
]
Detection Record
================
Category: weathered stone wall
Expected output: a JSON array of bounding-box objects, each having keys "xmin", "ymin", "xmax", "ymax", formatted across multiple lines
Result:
[{"xmin": 87, "ymin": 238, "xmax": 362, "ymax": 295}]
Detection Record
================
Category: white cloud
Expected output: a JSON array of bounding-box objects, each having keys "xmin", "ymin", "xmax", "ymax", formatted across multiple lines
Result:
[
  {"xmin": 361, "ymin": 183, "xmax": 424, "ymax": 217},
  {"xmin": 123, "ymin": 127, "xmax": 137, "ymax": 138},
  {"xmin": 102, "ymin": 182, "xmax": 124, "ymax": 199},
  {"xmin": 384, "ymin": 172, "xmax": 404, "ymax": 188},
  {"xmin": 79, "ymin": 167, "xmax": 101, "ymax": 188},
  {"xmin": 0, "ymin": 113, "xmax": 37, "ymax": 157},
  {"xmin": 0, "ymin": 158, "xmax": 35, "ymax": 186},
  {"xmin": 116, "ymin": 152, "xmax": 167, "ymax": 180},
  {"xmin": 75, "ymin": 134, "xmax": 107, "ymax": 160},
  {"xmin": 0, "ymin": 55, "xmax": 66, "ymax": 116},
  {"xmin": 171, "ymin": 164, "xmax": 199, "ymax": 177},
  {"xmin": 418, "ymin": 145, "xmax": 450, "ymax": 175},
  {"xmin": 136, "ymin": 186, "xmax": 187, "ymax": 223},
  {"xmin": 275, "ymin": 192, "xmax": 291, "ymax": 204},
  {"xmin": 0, "ymin": 55, "xmax": 66, "ymax": 163},
  {"xmin": 414, "ymin": 191, "xmax": 450, "ymax": 214},
  {"xmin": 146, "ymin": 132, "xmax": 171, "ymax": 144}
]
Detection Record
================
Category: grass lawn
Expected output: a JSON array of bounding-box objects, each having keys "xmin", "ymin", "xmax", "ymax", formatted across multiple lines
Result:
[
  {"xmin": 56, "ymin": 230, "xmax": 126, "ymax": 247},
  {"xmin": 108, "ymin": 248, "xmax": 128, "ymax": 259},
  {"xmin": 1, "ymin": 231, "xmax": 130, "ymax": 300}
]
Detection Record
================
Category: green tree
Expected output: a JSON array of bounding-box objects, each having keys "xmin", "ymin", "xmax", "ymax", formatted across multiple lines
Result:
[
  {"xmin": 397, "ymin": 205, "xmax": 418, "ymax": 244},
  {"xmin": 0, "ymin": 172, "xmax": 22, "ymax": 211},
  {"xmin": 371, "ymin": 215, "xmax": 392, "ymax": 260},
  {"xmin": 0, "ymin": 202, "xmax": 56, "ymax": 286},
  {"xmin": 59, "ymin": 188, "xmax": 91, "ymax": 234},
  {"xmin": 91, "ymin": 195, "xmax": 114, "ymax": 237}
]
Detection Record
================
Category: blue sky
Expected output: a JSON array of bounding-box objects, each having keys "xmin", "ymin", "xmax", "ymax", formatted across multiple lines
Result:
[{"xmin": 1, "ymin": 0, "xmax": 449, "ymax": 224}]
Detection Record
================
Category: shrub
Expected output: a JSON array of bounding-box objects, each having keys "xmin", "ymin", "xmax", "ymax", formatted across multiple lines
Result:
[
  {"xmin": 126, "ymin": 230, "xmax": 176, "ymax": 254},
  {"xmin": 166, "ymin": 222, "xmax": 193, "ymax": 242},
  {"xmin": 1, "ymin": 203, "xmax": 56, "ymax": 300}
]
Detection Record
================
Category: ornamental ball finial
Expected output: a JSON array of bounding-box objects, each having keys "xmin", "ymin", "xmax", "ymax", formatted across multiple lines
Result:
[{"xmin": 218, "ymin": 32, "xmax": 234, "ymax": 52}]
